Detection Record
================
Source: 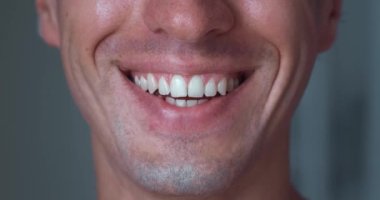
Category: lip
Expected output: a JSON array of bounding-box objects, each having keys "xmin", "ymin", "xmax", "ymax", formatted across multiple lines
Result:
[
  {"xmin": 117, "ymin": 63, "xmax": 254, "ymax": 138},
  {"xmin": 113, "ymin": 52, "xmax": 259, "ymax": 76}
]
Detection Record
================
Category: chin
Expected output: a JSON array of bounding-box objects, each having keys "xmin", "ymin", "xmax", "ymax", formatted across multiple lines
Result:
[
  {"xmin": 107, "ymin": 112, "xmax": 264, "ymax": 197},
  {"xmin": 120, "ymin": 136, "xmax": 255, "ymax": 197}
]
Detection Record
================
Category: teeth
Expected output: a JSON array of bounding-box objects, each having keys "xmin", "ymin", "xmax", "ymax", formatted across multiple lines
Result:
[
  {"xmin": 165, "ymin": 98, "xmax": 207, "ymax": 107},
  {"xmin": 159, "ymin": 77, "xmax": 170, "ymax": 95},
  {"xmin": 134, "ymin": 76, "xmax": 141, "ymax": 87},
  {"xmin": 186, "ymin": 100, "xmax": 198, "ymax": 107},
  {"xmin": 165, "ymin": 97, "xmax": 176, "ymax": 105},
  {"xmin": 205, "ymin": 79, "xmax": 217, "ymax": 97},
  {"xmin": 140, "ymin": 76, "xmax": 148, "ymax": 91},
  {"xmin": 175, "ymin": 99, "xmax": 187, "ymax": 107},
  {"xmin": 188, "ymin": 75, "xmax": 204, "ymax": 98},
  {"xmin": 217, "ymin": 78, "xmax": 227, "ymax": 96},
  {"xmin": 147, "ymin": 73, "xmax": 158, "ymax": 94},
  {"xmin": 133, "ymin": 73, "xmax": 242, "ymax": 107},
  {"xmin": 170, "ymin": 75, "xmax": 187, "ymax": 98}
]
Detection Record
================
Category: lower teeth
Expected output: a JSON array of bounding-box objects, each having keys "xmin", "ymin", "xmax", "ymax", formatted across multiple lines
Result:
[{"xmin": 165, "ymin": 97, "xmax": 208, "ymax": 107}]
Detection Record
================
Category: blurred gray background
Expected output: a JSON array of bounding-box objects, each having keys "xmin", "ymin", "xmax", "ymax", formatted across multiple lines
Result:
[{"xmin": 1, "ymin": 1, "xmax": 379, "ymax": 200}]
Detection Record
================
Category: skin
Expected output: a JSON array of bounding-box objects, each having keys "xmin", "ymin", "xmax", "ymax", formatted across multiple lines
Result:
[{"xmin": 36, "ymin": 0, "xmax": 341, "ymax": 199}]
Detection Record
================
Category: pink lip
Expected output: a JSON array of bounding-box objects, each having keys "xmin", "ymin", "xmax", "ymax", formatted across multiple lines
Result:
[
  {"xmin": 118, "ymin": 66, "xmax": 252, "ymax": 138},
  {"xmin": 114, "ymin": 53, "xmax": 257, "ymax": 76}
]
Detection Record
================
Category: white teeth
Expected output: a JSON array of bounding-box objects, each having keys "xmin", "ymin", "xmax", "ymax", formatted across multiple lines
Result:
[
  {"xmin": 133, "ymin": 74, "xmax": 242, "ymax": 107},
  {"xmin": 166, "ymin": 98, "xmax": 205, "ymax": 107},
  {"xmin": 170, "ymin": 75, "xmax": 187, "ymax": 98},
  {"xmin": 186, "ymin": 100, "xmax": 198, "ymax": 107},
  {"xmin": 134, "ymin": 76, "xmax": 141, "ymax": 87},
  {"xmin": 147, "ymin": 73, "xmax": 158, "ymax": 94},
  {"xmin": 205, "ymin": 79, "xmax": 217, "ymax": 97},
  {"xmin": 165, "ymin": 97, "xmax": 176, "ymax": 105},
  {"xmin": 140, "ymin": 76, "xmax": 148, "ymax": 91},
  {"xmin": 175, "ymin": 99, "xmax": 187, "ymax": 107},
  {"xmin": 159, "ymin": 77, "xmax": 170, "ymax": 95},
  {"xmin": 188, "ymin": 75, "xmax": 204, "ymax": 98},
  {"xmin": 217, "ymin": 78, "xmax": 227, "ymax": 96}
]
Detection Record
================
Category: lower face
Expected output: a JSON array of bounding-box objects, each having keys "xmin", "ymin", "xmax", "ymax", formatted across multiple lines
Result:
[{"xmin": 57, "ymin": 0, "xmax": 319, "ymax": 196}]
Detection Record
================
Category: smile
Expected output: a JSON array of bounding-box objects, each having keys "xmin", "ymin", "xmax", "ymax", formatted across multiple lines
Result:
[
  {"xmin": 129, "ymin": 72, "xmax": 244, "ymax": 107},
  {"xmin": 115, "ymin": 62, "xmax": 258, "ymax": 135}
]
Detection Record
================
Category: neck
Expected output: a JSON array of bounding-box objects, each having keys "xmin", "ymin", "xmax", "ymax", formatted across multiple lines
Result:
[{"xmin": 91, "ymin": 125, "xmax": 302, "ymax": 200}]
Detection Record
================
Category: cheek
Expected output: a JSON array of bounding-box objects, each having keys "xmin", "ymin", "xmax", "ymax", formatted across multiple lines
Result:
[
  {"xmin": 59, "ymin": 0, "xmax": 133, "ymax": 29},
  {"xmin": 237, "ymin": 0, "xmax": 318, "ymax": 50},
  {"xmin": 56, "ymin": 0, "xmax": 138, "ymax": 124},
  {"xmin": 234, "ymin": 0, "xmax": 319, "ymax": 133},
  {"xmin": 58, "ymin": 0, "xmax": 136, "ymax": 73}
]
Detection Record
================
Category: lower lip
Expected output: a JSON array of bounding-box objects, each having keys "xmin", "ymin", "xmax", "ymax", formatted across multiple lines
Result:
[{"xmin": 120, "ymin": 70, "xmax": 248, "ymax": 137}]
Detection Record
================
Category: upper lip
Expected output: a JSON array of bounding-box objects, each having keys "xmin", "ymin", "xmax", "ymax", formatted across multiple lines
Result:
[
  {"xmin": 114, "ymin": 55, "xmax": 257, "ymax": 76},
  {"xmin": 100, "ymin": 36, "xmax": 267, "ymax": 75}
]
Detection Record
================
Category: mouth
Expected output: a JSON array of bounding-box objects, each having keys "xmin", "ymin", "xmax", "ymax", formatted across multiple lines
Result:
[
  {"xmin": 113, "ymin": 63, "xmax": 257, "ymax": 136},
  {"xmin": 124, "ymin": 71, "xmax": 250, "ymax": 108}
]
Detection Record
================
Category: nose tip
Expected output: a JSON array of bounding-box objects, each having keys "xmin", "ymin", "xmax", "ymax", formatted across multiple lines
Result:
[{"xmin": 144, "ymin": 0, "xmax": 234, "ymax": 42}]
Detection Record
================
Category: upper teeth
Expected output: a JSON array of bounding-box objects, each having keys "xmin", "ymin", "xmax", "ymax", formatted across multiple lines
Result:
[{"xmin": 133, "ymin": 73, "xmax": 240, "ymax": 106}]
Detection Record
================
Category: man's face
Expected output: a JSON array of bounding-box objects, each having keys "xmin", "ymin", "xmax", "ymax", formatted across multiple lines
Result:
[{"xmin": 38, "ymin": 0, "xmax": 338, "ymax": 196}]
